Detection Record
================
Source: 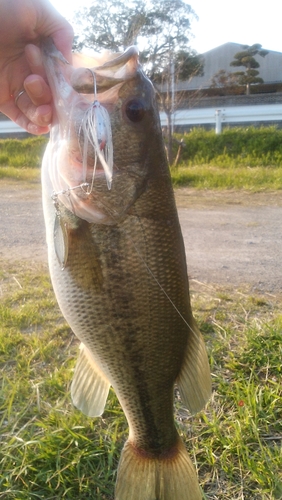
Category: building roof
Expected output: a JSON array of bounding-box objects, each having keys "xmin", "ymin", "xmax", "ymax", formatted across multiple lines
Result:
[{"xmin": 177, "ymin": 42, "xmax": 282, "ymax": 91}]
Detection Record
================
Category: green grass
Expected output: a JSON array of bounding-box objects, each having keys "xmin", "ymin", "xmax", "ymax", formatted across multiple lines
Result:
[
  {"xmin": 0, "ymin": 166, "xmax": 40, "ymax": 182},
  {"xmin": 170, "ymin": 127, "xmax": 282, "ymax": 189},
  {"xmin": 0, "ymin": 261, "xmax": 281, "ymax": 499},
  {"xmin": 176, "ymin": 127, "xmax": 282, "ymax": 165},
  {"xmin": 190, "ymin": 284, "xmax": 282, "ymax": 499},
  {"xmin": 0, "ymin": 137, "xmax": 48, "ymax": 168},
  {"xmin": 0, "ymin": 137, "xmax": 46, "ymax": 182},
  {"xmin": 171, "ymin": 164, "xmax": 282, "ymax": 190}
]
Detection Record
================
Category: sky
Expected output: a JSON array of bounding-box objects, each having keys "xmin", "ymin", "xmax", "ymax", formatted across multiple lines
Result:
[{"xmin": 50, "ymin": 0, "xmax": 282, "ymax": 55}]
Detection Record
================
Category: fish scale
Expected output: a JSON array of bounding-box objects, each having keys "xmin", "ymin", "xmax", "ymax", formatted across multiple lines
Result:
[{"xmin": 41, "ymin": 38, "xmax": 211, "ymax": 500}]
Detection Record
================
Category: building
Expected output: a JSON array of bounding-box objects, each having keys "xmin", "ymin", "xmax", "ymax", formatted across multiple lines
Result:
[
  {"xmin": 167, "ymin": 43, "xmax": 282, "ymax": 130},
  {"xmin": 177, "ymin": 42, "xmax": 282, "ymax": 95}
]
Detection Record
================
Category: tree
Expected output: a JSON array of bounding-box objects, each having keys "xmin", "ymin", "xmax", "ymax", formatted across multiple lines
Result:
[
  {"xmin": 210, "ymin": 69, "xmax": 240, "ymax": 95},
  {"xmin": 151, "ymin": 48, "xmax": 203, "ymax": 163},
  {"xmin": 210, "ymin": 69, "xmax": 239, "ymax": 88},
  {"xmin": 230, "ymin": 44, "xmax": 268, "ymax": 95},
  {"xmin": 72, "ymin": 0, "xmax": 202, "ymax": 164}
]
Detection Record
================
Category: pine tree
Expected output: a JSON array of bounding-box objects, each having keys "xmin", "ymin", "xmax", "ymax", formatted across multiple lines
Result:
[{"xmin": 230, "ymin": 44, "xmax": 268, "ymax": 95}]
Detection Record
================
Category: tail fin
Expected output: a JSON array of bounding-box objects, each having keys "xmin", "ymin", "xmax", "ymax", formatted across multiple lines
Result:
[{"xmin": 115, "ymin": 438, "xmax": 202, "ymax": 500}]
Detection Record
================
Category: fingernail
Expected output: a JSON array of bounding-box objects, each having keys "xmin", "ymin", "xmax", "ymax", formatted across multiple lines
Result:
[
  {"xmin": 25, "ymin": 77, "xmax": 44, "ymax": 98},
  {"xmin": 27, "ymin": 123, "xmax": 50, "ymax": 135},
  {"xmin": 25, "ymin": 44, "xmax": 42, "ymax": 67},
  {"xmin": 41, "ymin": 111, "xmax": 52, "ymax": 124},
  {"xmin": 27, "ymin": 123, "xmax": 40, "ymax": 134}
]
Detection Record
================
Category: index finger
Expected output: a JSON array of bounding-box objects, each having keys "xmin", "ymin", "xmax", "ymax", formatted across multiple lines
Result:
[{"xmin": 51, "ymin": 27, "xmax": 74, "ymax": 64}]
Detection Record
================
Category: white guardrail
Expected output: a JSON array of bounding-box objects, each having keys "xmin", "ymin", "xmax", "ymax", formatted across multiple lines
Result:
[
  {"xmin": 1, "ymin": 104, "xmax": 282, "ymax": 135},
  {"xmin": 160, "ymin": 104, "xmax": 282, "ymax": 133},
  {"xmin": 0, "ymin": 120, "xmax": 27, "ymax": 134}
]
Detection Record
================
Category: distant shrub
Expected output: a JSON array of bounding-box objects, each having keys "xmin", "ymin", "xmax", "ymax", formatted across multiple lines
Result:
[
  {"xmin": 0, "ymin": 136, "xmax": 48, "ymax": 168},
  {"xmin": 0, "ymin": 154, "xmax": 9, "ymax": 165},
  {"xmin": 176, "ymin": 126, "xmax": 282, "ymax": 166}
]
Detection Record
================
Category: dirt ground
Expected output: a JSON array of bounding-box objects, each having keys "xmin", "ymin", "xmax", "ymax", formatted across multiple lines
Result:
[{"xmin": 0, "ymin": 180, "xmax": 281, "ymax": 294}]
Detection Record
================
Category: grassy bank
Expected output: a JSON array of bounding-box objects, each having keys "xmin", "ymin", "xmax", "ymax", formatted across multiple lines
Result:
[
  {"xmin": 171, "ymin": 164, "xmax": 282, "ymax": 190},
  {"xmin": 170, "ymin": 127, "xmax": 282, "ymax": 189},
  {"xmin": 0, "ymin": 137, "xmax": 47, "ymax": 182},
  {"xmin": 1, "ymin": 128, "xmax": 282, "ymax": 189},
  {"xmin": 0, "ymin": 262, "xmax": 281, "ymax": 499},
  {"xmin": 176, "ymin": 127, "xmax": 282, "ymax": 166},
  {"xmin": 0, "ymin": 137, "xmax": 47, "ymax": 168}
]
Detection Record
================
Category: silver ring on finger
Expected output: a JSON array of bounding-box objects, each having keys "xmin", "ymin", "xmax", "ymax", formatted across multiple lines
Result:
[{"xmin": 15, "ymin": 89, "xmax": 26, "ymax": 106}]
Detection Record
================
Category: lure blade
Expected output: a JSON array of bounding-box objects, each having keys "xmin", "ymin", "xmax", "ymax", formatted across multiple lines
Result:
[{"xmin": 54, "ymin": 214, "xmax": 69, "ymax": 270}]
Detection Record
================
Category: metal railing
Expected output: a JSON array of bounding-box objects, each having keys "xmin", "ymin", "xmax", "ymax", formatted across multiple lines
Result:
[
  {"xmin": 160, "ymin": 104, "xmax": 282, "ymax": 133},
  {"xmin": 0, "ymin": 119, "xmax": 27, "ymax": 135}
]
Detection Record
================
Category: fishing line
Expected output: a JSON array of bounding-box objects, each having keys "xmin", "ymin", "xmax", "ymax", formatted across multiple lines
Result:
[
  {"xmin": 124, "ymin": 231, "xmax": 198, "ymax": 338},
  {"xmin": 48, "ymin": 60, "xmax": 197, "ymax": 336},
  {"xmin": 90, "ymin": 197, "xmax": 199, "ymax": 338},
  {"xmin": 52, "ymin": 173, "xmax": 197, "ymax": 337}
]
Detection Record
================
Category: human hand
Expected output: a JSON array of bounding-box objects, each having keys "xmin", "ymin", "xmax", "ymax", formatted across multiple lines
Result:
[{"xmin": 0, "ymin": 0, "xmax": 73, "ymax": 135}]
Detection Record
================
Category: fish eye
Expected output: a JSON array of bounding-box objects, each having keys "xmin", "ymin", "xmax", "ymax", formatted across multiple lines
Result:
[{"xmin": 125, "ymin": 99, "xmax": 146, "ymax": 122}]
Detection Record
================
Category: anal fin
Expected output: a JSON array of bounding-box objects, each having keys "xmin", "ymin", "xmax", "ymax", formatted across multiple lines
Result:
[
  {"xmin": 177, "ymin": 321, "xmax": 212, "ymax": 415},
  {"xmin": 71, "ymin": 343, "xmax": 110, "ymax": 417}
]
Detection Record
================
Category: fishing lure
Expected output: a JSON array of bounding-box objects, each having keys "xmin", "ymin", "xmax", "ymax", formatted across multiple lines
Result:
[
  {"xmin": 78, "ymin": 70, "xmax": 113, "ymax": 192},
  {"xmin": 51, "ymin": 69, "xmax": 113, "ymax": 269}
]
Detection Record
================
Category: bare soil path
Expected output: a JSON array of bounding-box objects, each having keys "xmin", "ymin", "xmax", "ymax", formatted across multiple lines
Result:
[{"xmin": 1, "ymin": 180, "xmax": 281, "ymax": 293}]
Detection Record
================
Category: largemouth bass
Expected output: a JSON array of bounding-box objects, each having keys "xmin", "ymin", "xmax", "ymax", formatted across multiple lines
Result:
[{"xmin": 41, "ymin": 38, "xmax": 211, "ymax": 500}]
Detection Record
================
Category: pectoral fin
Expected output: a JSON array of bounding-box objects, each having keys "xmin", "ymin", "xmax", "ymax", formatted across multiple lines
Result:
[
  {"xmin": 71, "ymin": 343, "xmax": 110, "ymax": 417},
  {"xmin": 176, "ymin": 322, "xmax": 212, "ymax": 415}
]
